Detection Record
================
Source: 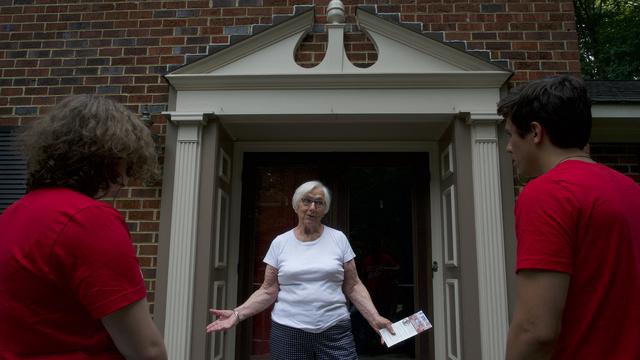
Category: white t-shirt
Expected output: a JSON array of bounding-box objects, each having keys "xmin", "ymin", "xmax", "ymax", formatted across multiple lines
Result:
[{"xmin": 263, "ymin": 226, "xmax": 356, "ymax": 333}]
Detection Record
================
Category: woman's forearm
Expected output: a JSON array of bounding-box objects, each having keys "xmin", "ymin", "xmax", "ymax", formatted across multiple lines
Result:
[
  {"xmin": 345, "ymin": 281, "xmax": 380, "ymax": 325},
  {"xmin": 234, "ymin": 265, "xmax": 280, "ymax": 322},
  {"xmin": 234, "ymin": 285, "xmax": 278, "ymax": 321}
]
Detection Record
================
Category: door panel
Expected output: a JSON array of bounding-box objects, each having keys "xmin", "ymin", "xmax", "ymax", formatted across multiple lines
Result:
[
  {"xmin": 209, "ymin": 122, "xmax": 234, "ymax": 360},
  {"xmin": 438, "ymin": 123, "xmax": 466, "ymax": 360},
  {"xmin": 237, "ymin": 152, "xmax": 431, "ymax": 360}
]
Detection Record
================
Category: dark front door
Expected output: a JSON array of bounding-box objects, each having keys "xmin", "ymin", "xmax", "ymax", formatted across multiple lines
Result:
[{"xmin": 236, "ymin": 152, "xmax": 432, "ymax": 360}]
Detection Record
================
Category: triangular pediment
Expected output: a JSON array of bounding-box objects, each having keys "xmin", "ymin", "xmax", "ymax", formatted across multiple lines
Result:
[{"xmin": 165, "ymin": 6, "xmax": 511, "ymax": 90}]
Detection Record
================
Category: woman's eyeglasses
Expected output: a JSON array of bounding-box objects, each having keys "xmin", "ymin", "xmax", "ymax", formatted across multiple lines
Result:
[{"xmin": 301, "ymin": 197, "xmax": 326, "ymax": 208}]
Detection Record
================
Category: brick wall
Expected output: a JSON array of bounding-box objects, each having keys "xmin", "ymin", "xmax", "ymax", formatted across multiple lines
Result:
[
  {"xmin": 591, "ymin": 143, "xmax": 640, "ymax": 184},
  {"xmin": 1, "ymin": 0, "xmax": 583, "ymax": 312}
]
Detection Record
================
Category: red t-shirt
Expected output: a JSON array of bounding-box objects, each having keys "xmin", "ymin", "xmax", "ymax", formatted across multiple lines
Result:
[
  {"xmin": 515, "ymin": 160, "xmax": 640, "ymax": 360},
  {"xmin": 0, "ymin": 188, "xmax": 147, "ymax": 359}
]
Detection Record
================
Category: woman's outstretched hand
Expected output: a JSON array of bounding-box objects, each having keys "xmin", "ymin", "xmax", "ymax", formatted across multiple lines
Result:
[{"xmin": 206, "ymin": 309, "xmax": 238, "ymax": 333}]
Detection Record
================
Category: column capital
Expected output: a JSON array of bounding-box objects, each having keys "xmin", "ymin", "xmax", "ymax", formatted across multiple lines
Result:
[
  {"xmin": 164, "ymin": 112, "xmax": 210, "ymax": 126},
  {"xmin": 459, "ymin": 112, "xmax": 503, "ymax": 126}
]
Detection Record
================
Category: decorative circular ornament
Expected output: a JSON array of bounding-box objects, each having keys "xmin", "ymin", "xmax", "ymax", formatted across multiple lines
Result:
[{"xmin": 326, "ymin": 0, "xmax": 345, "ymax": 24}]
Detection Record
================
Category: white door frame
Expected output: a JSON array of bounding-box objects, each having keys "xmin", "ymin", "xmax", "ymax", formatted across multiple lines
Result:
[{"xmin": 224, "ymin": 141, "xmax": 445, "ymax": 360}]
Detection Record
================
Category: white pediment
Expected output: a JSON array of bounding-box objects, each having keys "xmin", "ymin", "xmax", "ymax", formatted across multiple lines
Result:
[{"xmin": 165, "ymin": 7, "xmax": 511, "ymax": 90}]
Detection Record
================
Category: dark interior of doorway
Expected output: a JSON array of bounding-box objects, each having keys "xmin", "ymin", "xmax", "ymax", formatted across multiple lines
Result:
[
  {"xmin": 348, "ymin": 165, "xmax": 416, "ymax": 359},
  {"xmin": 237, "ymin": 152, "xmax": 431, "ymax": 360}
]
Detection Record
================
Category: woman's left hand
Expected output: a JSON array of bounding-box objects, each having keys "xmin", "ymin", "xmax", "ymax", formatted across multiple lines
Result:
[{"xmin": 370, "ymin": 315, "xmax": 395, "ymax": 344}]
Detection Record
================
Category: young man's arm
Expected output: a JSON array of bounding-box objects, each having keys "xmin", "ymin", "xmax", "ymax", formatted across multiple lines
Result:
[
  {"xmin": 102, "ymin": 298, "xmax": 167, "ymax": 360},
  {"xmin": 506, "ymin": 270, "xmax": 569, "ymax": 360}
]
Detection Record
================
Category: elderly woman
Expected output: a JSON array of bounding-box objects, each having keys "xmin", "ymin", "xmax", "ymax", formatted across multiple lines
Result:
[{"xmin": 207, "ymin": 180, "xmax": 394, "ymax": 359}]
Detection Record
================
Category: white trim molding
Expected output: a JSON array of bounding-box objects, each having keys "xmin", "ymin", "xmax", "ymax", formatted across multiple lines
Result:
[
  {"xmin": 445, "ymin": 279, "xmax": 462, "ymax": 360},
  {"xmin": 210, "ymin": 281, "xmax": 226, "ymax": 360},
  {"xmin": 464, "ymin": 112, "xmax": 509, "ymax": 360},
  {"xmin": 163, "ymin": 113, "xmax": 208, "ymax": 359},
  {"xmin": 442, "ymin": 185, "xmax": 458, "ymax": 267},
  {"xmin": 441, "ymin": 143, "xmax": 454, "ymax": 179},
  {"xmin": 214, "ymin": 189, "xmax": 230, "ymax": 268}
]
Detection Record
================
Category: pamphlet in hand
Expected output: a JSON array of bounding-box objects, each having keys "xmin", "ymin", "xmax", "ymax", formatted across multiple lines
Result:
[{"xmin": 379, "ymin": 310, "xmax": 432, "ymax": 347}]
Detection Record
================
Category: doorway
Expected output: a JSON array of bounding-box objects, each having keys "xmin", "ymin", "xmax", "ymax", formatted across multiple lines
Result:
[{"xmin": 235, "ymin": 152, "xmax": 433, "ymax": 359}]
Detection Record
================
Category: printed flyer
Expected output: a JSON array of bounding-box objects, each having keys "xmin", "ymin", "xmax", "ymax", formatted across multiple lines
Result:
[{"xmin": 379, "ymin": 310, "xmax": 433, "ymax": 347}]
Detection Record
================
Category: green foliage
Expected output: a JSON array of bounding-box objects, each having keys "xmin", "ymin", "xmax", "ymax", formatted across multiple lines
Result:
[{"xmin": 574, "ymin": 0, "xmax": 640, "ymax": 80}]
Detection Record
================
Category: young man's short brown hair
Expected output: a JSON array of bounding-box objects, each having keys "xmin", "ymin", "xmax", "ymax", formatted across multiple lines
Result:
[{"xmin": 497, "ymin": 75, "xmax": 592, "ymax": 149}]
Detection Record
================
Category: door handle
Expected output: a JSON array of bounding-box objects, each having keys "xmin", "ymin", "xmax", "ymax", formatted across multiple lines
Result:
[{"xmin": 432, "ymin": 261, "xmax": 439, "ymax": 273}]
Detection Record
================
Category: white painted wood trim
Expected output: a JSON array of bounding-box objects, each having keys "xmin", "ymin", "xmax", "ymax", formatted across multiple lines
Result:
[
  {"xmin": 210, "ymin": 281, "xmax": 226, "ymax": 360},
  {"xmin": 218, "ymin": 148, "xmax": 231, "ymax": 184},
  {"xmin": 445, "ymin": 279, "xmax": 461, "ymax": 360},
  {"xmin": 166, "ymin": 72, "xmax": 511, "ymax": 91},
  {"xmin": 591, "ymin": 103, "xmax": 640, "ymax": 118},
  {"xmin": 441, "ymin": 143, "xmax": 454, "ymax": 179},
  {"xmin": 164, "ymin": 121, "xmax": 205, "ymax": 360},
  {"xmin": 467, "ymin": 113, "xmax": 509, "ymax": 360},
  {"xmin": 429, "ymin": 147, "xmax": 446, "ymax": 360},
  {"xmin": 214, "ymin": 189, "xmax": 230, "ymax": 268},
  {"xmin": 442, "ymin": 185, "xmax": 458, "ymax": 267}
]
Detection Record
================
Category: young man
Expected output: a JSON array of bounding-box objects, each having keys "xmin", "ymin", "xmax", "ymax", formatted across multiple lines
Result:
[{"xmin": 499, "ymin": 75, "xmax": 640, "ymax": 360}]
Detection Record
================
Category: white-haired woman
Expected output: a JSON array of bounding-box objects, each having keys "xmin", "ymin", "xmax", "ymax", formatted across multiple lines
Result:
[{"xmin": 206, "ymin": 180, "xmax": 394, "ymax": 359}]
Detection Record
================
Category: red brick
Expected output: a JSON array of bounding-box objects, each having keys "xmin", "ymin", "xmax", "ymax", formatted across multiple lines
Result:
[
  {"xmin": 85, "ymin": 76, "xmax": 109, "ymax": 85},
  {"xmin": 483, "ymin": 22, "xmax": 508, "ymax": 31},
  {"xmin": 247, "ymin": 7, "xmax": 272, "ymax": 16},
  {"xmin": 120, "ymin": 85, "xmax": 145, "ymax": 94},
  {"xmin": 112, "ymin": 57, "xmax": 135, "ymax": 66},
  {"xmin": 542, "ymin": 61, "xmax": 568, "ymax": 71},
  {"xmin": 554, "ymin": 51, "xmax": 579, "ymax": 61},
  {"xmin": 455, "ymin": 3, "xmax": 480, "ymax": 12},
  {"xmin": 427, "ymin": 4, "xmax": 453, "ymax": 13},
  {"xmin": 131, "ymin": 189, "xmax": 159, "ymax": 198},
  {"xmin": 526, "ymin": 51, "xmax": 552, "ymax": 60},
  {"xmin": 551, "ymin": 31, "xmax": 577, "ymax": 41},
  {"xmin": 514, "ymin": 61, "xmax": 541, "ymax": 70},
  {"xmin": 137, "ymin": 244, "xmax": 158, "ymax": 255},
  {"xmin": 116, "ymin": 199, "xmax": 143, "ymax": 209},
  {"xmin": 25, "ymin": 87, "xmax": 48, "ymax": 96},
  {"xmin": 138, "ymin": 256, "xmax": 153, "ymax": 267},
  {"xmin": 4, "ymin": 69, "xmax": 26, "ymax": 77},
  {"xmin": 534, "ymin": 3, "xmax": 560, "ymax": 13},
  {"xmin": 1, "ymin": 88, "xmax": 24, "ymax": 97},
  {"xmin": 99, "ymin": 48, "xmax": 123, "ymax": 57},
  {"xmin": 160, "ymin": 36, "xmax": 185, "ymax": 45},
  {"xmin": 132, "ymin": 233, "xmax": 155, "ymax": 243},
  {"xmin": 222, "ymin": 8, "xmax": 247, "ymax": 16},
  {"xmin": 140, "ymin": 222, "xmax": 161, "ymax": 232},
  {"xmin": 32, "ymin": 96, "xmax": 54, "ymax": 105},
  {"xmin": 457, "ymin": 22, "xmax": 483, "ymax": 32},
  {"xmin": 148, "ymin": 47, "xmax": 173, "ymax": 55}
]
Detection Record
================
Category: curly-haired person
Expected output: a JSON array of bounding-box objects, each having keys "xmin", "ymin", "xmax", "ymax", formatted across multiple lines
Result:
[{"xmin": 0, "ymin": 95, "xmax": 167, "ymax": 360}]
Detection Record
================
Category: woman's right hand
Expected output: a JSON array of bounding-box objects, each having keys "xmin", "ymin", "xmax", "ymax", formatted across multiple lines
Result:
[{"xmin": 206, "ymin": 309, "xmax": 239, "ymax": 333}]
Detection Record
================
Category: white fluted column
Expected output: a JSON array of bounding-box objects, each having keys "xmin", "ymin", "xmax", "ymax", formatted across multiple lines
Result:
[
  {"xmin": 163, "ymin": 113, "xmax": 207, "ymax": 360},
  {"xmin": 466, "ymin": 112, "xmax": 509, "ymax": 360}
]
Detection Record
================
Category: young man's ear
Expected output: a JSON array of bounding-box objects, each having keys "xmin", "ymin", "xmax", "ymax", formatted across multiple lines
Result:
[{"xmin": 530, "ymin": 122, "xmax": 543, "ymax": 144}]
